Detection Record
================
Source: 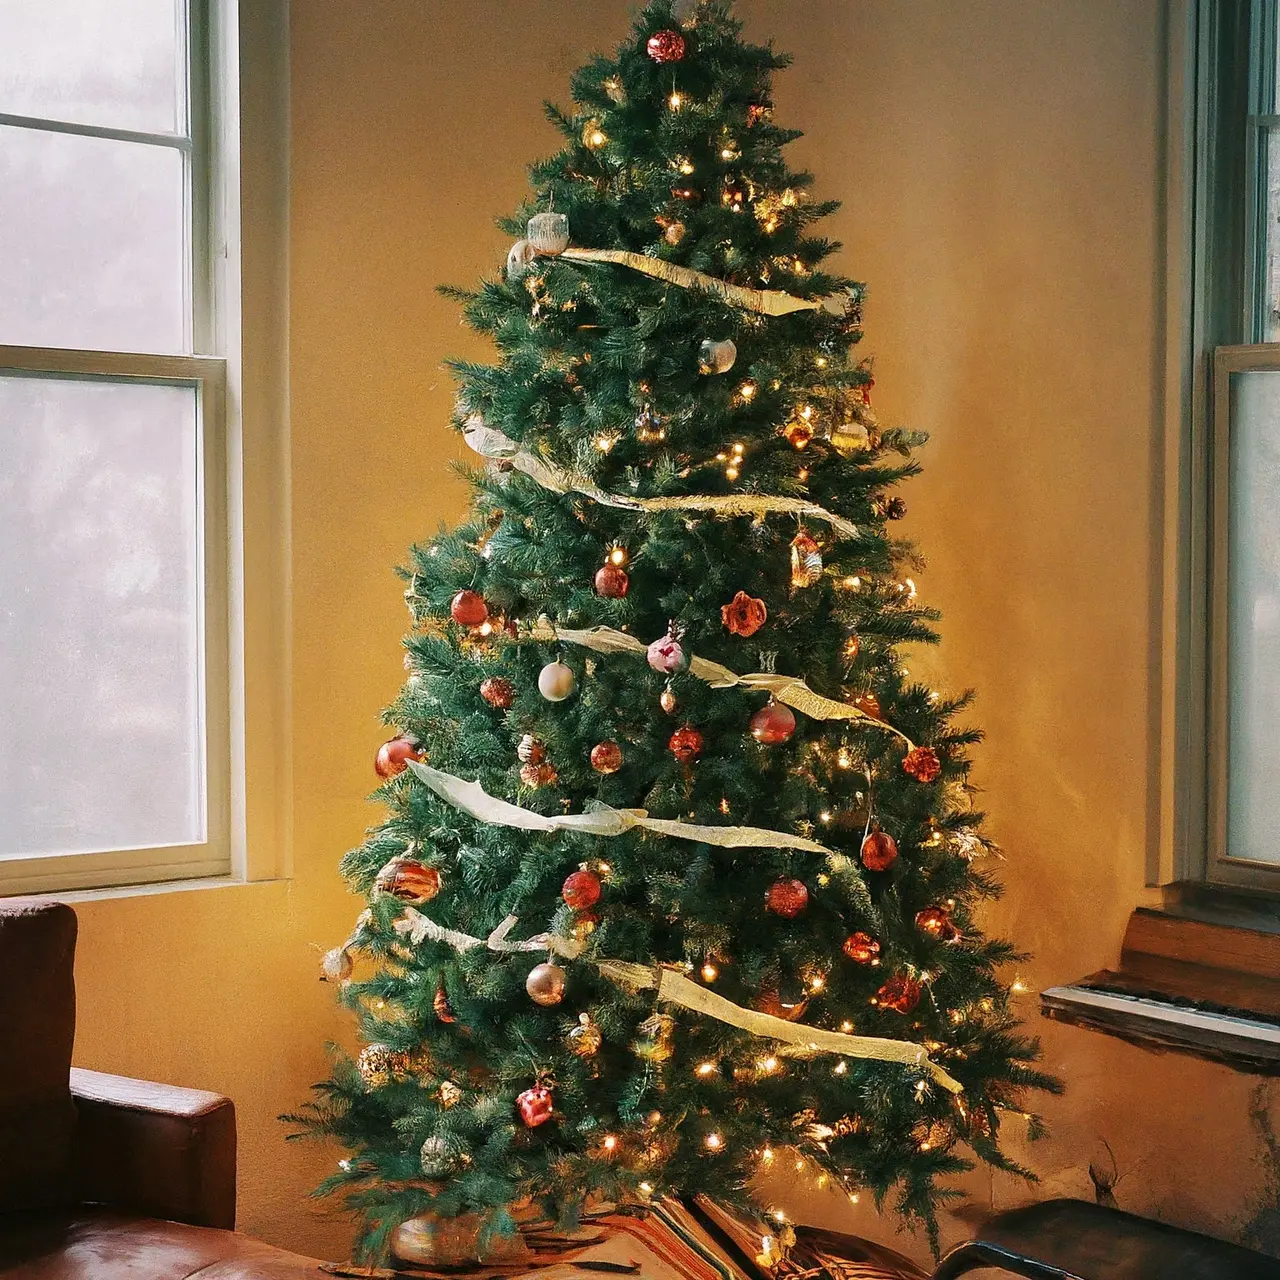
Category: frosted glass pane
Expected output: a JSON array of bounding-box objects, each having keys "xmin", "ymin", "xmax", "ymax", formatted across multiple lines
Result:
[
  {"xmin": 0, "ymin": 0, "xmax": 183, "ymax": 134},
  {"xmin": 0, "ymin": 374, "xmax": 203, "ymax": 857},
  {"xmin": 1227, "ymin": 370, "xmax": 1280, "ymax": 864},
  {"xmin": 0, "ymin": 126, "xmax": 187, "ymax": 353}
]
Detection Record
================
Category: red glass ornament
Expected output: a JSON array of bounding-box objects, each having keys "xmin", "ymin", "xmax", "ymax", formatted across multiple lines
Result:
[
  {"xmin": 516, "ymin": 1083, "xmax": 555, "ymax": 1128},
  {"xmin": 749, "ymin": 699, "xmax": 796, "ymax": 745},
  {"xmin": 668, "ymin": 724, "xmax": 704, "ymax": 764},
  {"xmin": 853, "ymin": 691, "xmax": 882, "ymax": 720},
  {"xmin": 480, "ymin": 676, "xmax": 515, "ymax": 709},
  {"xmin": 873, "ymin": 974, "xmax": 921, "ymax": 1014},
  {"xmin": 915, "ymin": 906, "xmax": 959, "ymax": 942},
  {"xmin": 765, "ymin": 878, "xmax": 809, "ymax": 918},
  {"xmin": 434, "ymin": 986, "xmax": 456, "ymax": 1024},
  {"xmin": 594, "ymin": 563, "xmax": 630, "ymax": 598},
  {"xmin": 842, "ymin": 931, "xmax": 881, "ymax": 964},
  {"xmin": 374, "ymin": 855, "xmax": 441, "ymax": 903},
  {"xmin": 375, "ymin": 737, "xmax": 421, "ymax": 779},
  {"xmin": 450, "ymin": 589, "xmax": 489, "ymax": 627},
  {"xmin": 646, "ymin": 28, "xmax": 687, "ymax": 62},
  {"xmin": 860, "ymin": 827, "xmax": 899, "ymax": 872},
  {"xmin": 902, "ymin": 746, "xmax": 942, "ymax": 783},
  {"xmin": 590, "ymin": 740, "xmax": 623, "ymax": 774},
  {"xmin": 563, "ymin": 869, "xmax": 602, "ymax": 911}
]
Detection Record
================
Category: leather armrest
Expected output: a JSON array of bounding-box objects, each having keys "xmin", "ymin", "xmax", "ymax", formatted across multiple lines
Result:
[{"xmin": 70, "ymin": 1066, "xmax": 237, "ymax": 1230}]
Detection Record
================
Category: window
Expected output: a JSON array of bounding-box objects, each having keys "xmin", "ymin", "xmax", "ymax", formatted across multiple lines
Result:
[
  {"xmin": 0, "ymin": 1, "xmax": 234, "ymax": 893},
  {"xmin": 1165, "ymin": 0, "xmax": 1280, "ymax": 888}
]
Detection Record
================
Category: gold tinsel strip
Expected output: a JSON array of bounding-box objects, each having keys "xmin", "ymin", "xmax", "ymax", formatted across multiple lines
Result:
[{"xmin": 560, "ymin": 247, "xmax": 822, "ymax": 316}]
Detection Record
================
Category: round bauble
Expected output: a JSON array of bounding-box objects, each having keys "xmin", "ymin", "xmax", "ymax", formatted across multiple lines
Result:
[
  {"xmin": 668, "ymin": 724, "xmax": 703, "ymax": 764},
  {"xmin": 320, "ymin": 946, "xmax": 353, "ymax": 983},
  {"xmin": 902, "ymin": 745, "xmax": 942, "ymax": 783},
  {"xmin": 567, "ymin": 1012, "xmax": 603, "ymax": 1058},
  {"xmin": 659, "ymin": 686, "xmax": 678, "ymax": 714},
  {"xmin": 479, "ymin": 676, "xmax": 515, "ymax": 709},
  {"xmin": 506, "ymin": 239, "xmax": 536, "ymax": 280},
  {"xmin": 831, "ymin": 420, "xmax": 872, "ymax": 455},
  {"xmin": 519, "ymin": 761, "xmax": 558, "ymax": 789},
  {"xmin": 915, "ymin": 906, "xmax": 959, "ymax": 941},
  {"xmin": 765, "ymin": 877, "xmax": 809, "ymax": 918},
  {"xmin": 375, "ymin": 855, "xmax": 441, "ymax": 903},
  {"xmin": 375, "ymin": 736, "xmax": 421, "ymax": 779},
  {"xmin": 647, "ymin": 631, "xmax": 687, "ymax": 674},
  {"xmin": 589, "ymin": 740, "xmax": 622, "ymax": 774},
  {"xmin": 749, "ymin": 699, "xmax": 796, "ymax": 745},
  {"xmin": 842, "ymin": 932, "xmax": 881, "ymax": 964},
  {"xmin": 357, "ymin": 1043, "xmax": 407, "ymax": 1088},
  {"xmin": 860, "ymin": 827, "xmax": 899, "ymax": 872},
  {"xmin": 873, "ymin": 974, "xmax": 921, "ymax": 1014},
  {"xmin": 646, "ymin": 28, "xmax": 687, "ymax": 62},
  {"xmin": 419, "ymin": 1135, "xmax": 462, "ymax": 1180},
  {"xmin": 562, "ymin": 869, "xmax": 602, "ymax": 910},
  {"xmin": 594, "ymin": 563, "xmax": 630, "ymax": 598},
  {"xmin": 538, "ymin": 660, "xmax": 576, "ymax": 702},
  {"xmin": 450, "ymin": 589, "xmax": 489, "ymax": 627},
  {"xmin": 516, "ymin": 1083, "xmax": 555, "ymax": 1127},
  {"xmin": 526, "ymin": 962, "xmax": 566, "ymax": 1006},
  {"xmin": 698, "ymin": 337, "xmax": 737, "ymax": 375},
  {"xmin": 853, "ymin": 691, "xmax": 882, "ymax": 719},
  {"xmin": 526, "ymin": 211, "xmax": 570, "ymax": 255},
  {"xmin": 785, "ymin": 418, "xmax": 813, "ymax": 449}
]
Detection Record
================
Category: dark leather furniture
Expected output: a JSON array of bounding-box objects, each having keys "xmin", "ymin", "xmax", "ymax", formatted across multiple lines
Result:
[{"xmin": 0, "ymin": 897, "xmax": 327, "ymax": 1278}]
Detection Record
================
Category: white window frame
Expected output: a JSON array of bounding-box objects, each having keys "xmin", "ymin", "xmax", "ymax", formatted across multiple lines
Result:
[
  {"xmin": 0, "ymin": 0, "xmax": 291, "ymax": 895},
  {"xmin": 1158, "ymin": 0, "xmax": 1280, "ymax": 889}
]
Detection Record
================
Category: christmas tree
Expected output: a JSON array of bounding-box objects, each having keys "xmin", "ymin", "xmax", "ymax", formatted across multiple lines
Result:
[{"xmin": 292, "ymin": 0, "xmax": 1059, "ymax": 1264}]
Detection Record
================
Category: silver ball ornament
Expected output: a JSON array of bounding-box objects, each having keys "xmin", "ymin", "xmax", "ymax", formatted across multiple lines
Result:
[{"xmin": 419, "ymin": 1134, "xmax": 461, "ymax": 1179}]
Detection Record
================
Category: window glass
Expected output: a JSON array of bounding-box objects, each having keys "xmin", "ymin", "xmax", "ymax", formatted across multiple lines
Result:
[
  {"xmin": 1227, "ymin": 368, "xmax": 1280, "ymax": 865},
  {"xmin": 0, "ymin": 0, "xmax": 184, "ymax": 134},
  {"xmin": 0, "ymin": 373, "xmax": 204, "ymax": 859},
  {"xmin": 0, "ymin": 126, "xmax": 187, "ymax": 353}
]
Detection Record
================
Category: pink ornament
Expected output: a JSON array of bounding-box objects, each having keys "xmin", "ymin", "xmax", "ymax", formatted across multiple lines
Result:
[
  {"xmin": 749, "ymin": 700, "xmax": 796, "ymax": 745},
  {"xmin": 647, "ymin": 631, "xmax": 686, "ymax": 674},
  {"xmin": 517, "ymin": 1084, "xmax": 555, "ymax": 1127}
]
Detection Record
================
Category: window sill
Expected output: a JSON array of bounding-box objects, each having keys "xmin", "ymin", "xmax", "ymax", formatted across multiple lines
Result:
[
  {"xmin": 1040, "ymin": 898, "xmax": 1280, "ymax": 1075},
  {"xmin": 23, "ymin": 874, "xmax": 289, "ymax": 906}
]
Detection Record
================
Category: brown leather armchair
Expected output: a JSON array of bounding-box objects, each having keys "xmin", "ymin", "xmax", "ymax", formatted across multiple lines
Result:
[{"xmin": 0, "ymin": 898, "xmax": 328, "ymax": 1279}]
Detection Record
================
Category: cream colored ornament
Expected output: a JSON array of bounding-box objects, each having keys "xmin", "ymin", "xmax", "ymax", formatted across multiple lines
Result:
[
  {"xmin": 526, "ymin": 211, "xmax": 570, "ymax": 255},
  {"xmin": 319, "ymin": 946, "xmax": 353, "ymax": 983},
  {"xmin": 830, "ymin": 419, "xmax": 872, "ymax": 455},
  {"xmin": 537, "ymin": 660, "xmax": 576, "ymax": 702},
  {"xmin": 698, "ymin": 337, "xmax": 738, "ymax": 375},
  {"xmin": 506, "ymin": 239, "xmax": 537, "ymax": 279}
]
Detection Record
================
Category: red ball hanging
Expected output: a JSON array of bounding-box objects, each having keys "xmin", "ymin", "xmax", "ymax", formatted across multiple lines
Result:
[
  {"xmin": 594, "ymin": 563, "xmax": 630, "ymax": 598},
  {"xmin": 516, "ymin": 1083, "xmax": 555, "ymax": 1128},
  {"xmin": 374, "ymin": 855, "xmax": 441, "ymax": 903},
  {"xmin": 842, "ymin": 931, "xmax": 881, "ymax": 964},
  {"xmin": 902, "ymin": 746, "xmax": 942, "ymax": 783},
  {"xmin": 375, "ymin": 736, "xmax": 421, "ymax": 779},
  {"xmin": 646, "ymin": 28, "xmax": 687, "ymax": 62},
  {"xmin": 450, "ymin": 589, "xmax": 489, "ymax": 627},
  {"xmin": 668, "ymin": 724, "xmax": 704, "ymax": 764},
  {"xmin": 479, "ymin": 676, "xmax": 515, "ymax": 709},
  {"xmin": 915, "ymin": 906, "xmax": 960, "ymax": 942},
  {"xmin": 873, "ymin": 974, "xmax": 921, "ymax": 1014},
  {"xmin": 562, "ymin": 869, "xmax": 603, "ymax": 911},
  {"xmin": 590, "ymin": 740, "xmax": 623, "ymax": 774},
  {"xmin": 860, "ymin": 826, "xmax": 899, "ymax": 872},
  {"xmin": 765, "ymin": 877, "xmax": 809, "ymax": 918},
  {"xmin": 749, "ymin": 699, "xmax": 796, "ymax": 745}
]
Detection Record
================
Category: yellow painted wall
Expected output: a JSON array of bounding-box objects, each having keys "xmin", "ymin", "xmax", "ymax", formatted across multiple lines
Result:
[{"xmin": 61, "ymin": 0, "xmax": 1276, "ymax": 1267}]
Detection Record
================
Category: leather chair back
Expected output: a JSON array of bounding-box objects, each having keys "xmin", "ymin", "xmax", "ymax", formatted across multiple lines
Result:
[{"xmin": 0, "ymin": 899, "xmax": 77, "ymax": 1211}]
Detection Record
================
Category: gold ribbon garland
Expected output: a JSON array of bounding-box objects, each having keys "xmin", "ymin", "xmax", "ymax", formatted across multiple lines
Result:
[
  {"xmin": 558, "ymin": 247, "xmax": 823, "ymax": 317},
  {"xmin": 462, "ymin": 416, "xmax": 861, "ymax": 541},
  {"xmin": 527, "ymin": 621, "xmax": 915, "ymax": 748}
]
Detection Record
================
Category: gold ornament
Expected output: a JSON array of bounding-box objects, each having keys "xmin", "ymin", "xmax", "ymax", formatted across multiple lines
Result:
[
  {"xmin": 567, "ymin": 1012, "xmax": 603, "ymax": 1058},
  {"xmin": 830, "ymin": 419, "xmax": 872, "ymax": 455},
  {"xmin": 357, "ymin": 1043, "xmax": 409, "ymax": 1088},
  {"xmin": 526, "ymin": 961, "xmax": 567, "ymax": 1006},
  {"xmin": 633, "ymin": 1012, "xmax": 675, "ymax": 1062},
  {"xmin": 789, "ymin": 531, "xmax": 823, "ymax": 588}
]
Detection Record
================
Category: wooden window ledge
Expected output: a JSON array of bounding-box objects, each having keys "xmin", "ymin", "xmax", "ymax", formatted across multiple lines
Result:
[{"xmin": 1041, "ymin": 898, "xmax": 1280, "ymax": 1074}]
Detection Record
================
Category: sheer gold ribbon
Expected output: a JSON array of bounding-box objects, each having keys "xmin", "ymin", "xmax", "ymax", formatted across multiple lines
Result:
[
  {"xmin": 560, "ymin": 247, "xmax": 822, "ymax": 316},
  {"xmin": 462, "ymin": 417, "xmax": 860, "ymax": 541},
  {"xmin": 527, "ymin": 621, "xmax": 914, "ymax": 748}
]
